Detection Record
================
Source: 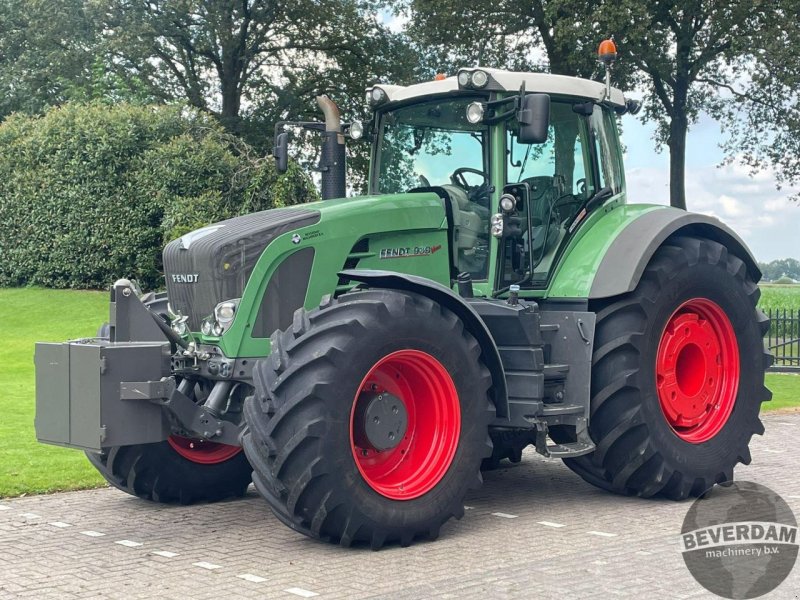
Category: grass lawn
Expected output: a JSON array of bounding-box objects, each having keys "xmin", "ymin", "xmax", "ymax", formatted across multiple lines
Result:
[
  {"xmin": 1, "ymin": 287, "xmax": 799, "ymax": 498},
  {"xmin": 1, "ymin": 288, "xmax": 108, "ymax": 497}
]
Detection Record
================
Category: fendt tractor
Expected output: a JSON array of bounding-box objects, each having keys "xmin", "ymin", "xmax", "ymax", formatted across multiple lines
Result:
[{"xmin": 35, "ymin": 40, "xmax": 771, "ymax": 549}]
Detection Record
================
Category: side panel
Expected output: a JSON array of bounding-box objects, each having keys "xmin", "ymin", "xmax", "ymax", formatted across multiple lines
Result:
[{"xmin": 546, "ymin": 204, "xmax": 760, "ymax": 300}]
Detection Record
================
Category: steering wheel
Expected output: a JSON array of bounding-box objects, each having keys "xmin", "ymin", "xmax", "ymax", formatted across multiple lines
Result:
[{"xmin": 451, "ymin": 167, "xmax": 488, "ymax": 189}]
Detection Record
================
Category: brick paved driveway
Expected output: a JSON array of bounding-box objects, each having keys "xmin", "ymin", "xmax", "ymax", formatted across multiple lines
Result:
[{"xmin": 1, "ymin": 413, "xmax": 799, "ymax": 599}]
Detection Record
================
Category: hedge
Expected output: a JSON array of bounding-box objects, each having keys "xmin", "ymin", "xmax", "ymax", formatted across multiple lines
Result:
[{"xmin": 0, "ymin": 102, "xmax": 317, "ymax": 289}]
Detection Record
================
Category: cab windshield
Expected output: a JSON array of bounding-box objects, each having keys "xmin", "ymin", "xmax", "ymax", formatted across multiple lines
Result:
[
  {"xmin": 375, "ymin": 97, "xmax": 488, "ymax": 193},
  {"xmin": 375, "ymin": 97, "xmax": 491, "ymax": 279}
]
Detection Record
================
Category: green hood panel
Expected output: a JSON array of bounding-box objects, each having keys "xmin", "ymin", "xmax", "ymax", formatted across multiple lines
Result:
[{"xmin": 218, "ymin": 192, "xmax": 451, "ymax": 357}]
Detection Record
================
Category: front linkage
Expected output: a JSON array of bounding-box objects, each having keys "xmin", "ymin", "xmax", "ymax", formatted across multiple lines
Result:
[{"xmin": 35, "ymin": 279, "xmax": 252, "ymax": 502}]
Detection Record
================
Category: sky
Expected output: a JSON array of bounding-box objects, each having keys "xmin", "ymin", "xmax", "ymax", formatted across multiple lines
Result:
[
  {"xmin": 377, "ymin": 10, "xmax": 799, "ymax": 263},
  {"xmin": 623, "ymin": 112, "xmax": 799, "ymax": 263}
]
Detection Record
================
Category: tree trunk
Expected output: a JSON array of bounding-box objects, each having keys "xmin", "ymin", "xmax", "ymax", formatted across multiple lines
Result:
[
  {"xmin": 667, "ymin": 78, "xmax": 689, "ymax": 211},
  {"xmin": 667, "ymin": 116, "xmax": 688, "ymax": 210}
]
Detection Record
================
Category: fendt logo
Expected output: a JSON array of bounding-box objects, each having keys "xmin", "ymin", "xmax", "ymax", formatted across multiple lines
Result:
[
  {"xmin": 171, "ymin": 273, "xmax": 199, "ymax": 283},
  {"xmin": 379, "ymin": 245, "xmax": 442, "ymax": 260}
]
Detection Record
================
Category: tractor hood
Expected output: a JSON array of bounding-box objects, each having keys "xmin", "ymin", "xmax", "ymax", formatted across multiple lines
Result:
[{"xmin": 163, "ymin": 207, "xmax": 320, "ymax": 329}]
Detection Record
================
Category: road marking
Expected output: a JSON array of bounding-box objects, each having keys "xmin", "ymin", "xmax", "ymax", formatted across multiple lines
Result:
[
  {"xmin": 0, "ymin": 505, "xmax": 11, "ymax": 511},
  {"xmin": 193, "ymin": 561, "xmax": 222, "ymax": 570},
  {"xmin": 787, "ymin": 495, "xmax": 800, "ymax": 500},
  {"xmin": 49, "ymin": 522, "xmax": 72, "ymax": 528},
  {"xmin": 587, "ymin": 530, "xmax": 617, "ymax": 538},
  {"xmin": 762, "ymin": 448, "xmax": 784, "ymax": 454},
  {"xmin": 20, "ymin": 512, "xmax": 40, "ymax": 519},
  {"xmin": 80, "ymin": 531, "xmax": 106, "ymax": 537},
  {"xmin": 491, "ymin": 512, "xmax": 518, "ymax": 519},
  {"xmin": 238, "ymin": 574, "xmax": 267, "ymax": 583},
  {"xmin": 151, "ymin": 551, "xmax": 179, "ymax": 558},
  {"xmin": 636, "ymin": 551, "xmax": 653, "ymax": 556},
  {"xmin": 537, "ymin": 521, "xmax": 566, "ymax": 528},
  {"xmin": 464, "ymin": 505, "xmax": 474, "ymax": 510},
  {"xmin": 115, "ymin": 540, "xmax": 143, "ymax": 548},
  {"xmin": 285, "ymin": 588, "xmax": 319, "ymax": 598}
]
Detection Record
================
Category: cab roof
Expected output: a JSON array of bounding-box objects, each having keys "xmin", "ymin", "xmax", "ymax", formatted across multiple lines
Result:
[{"xmin": 371, "ymin": 67, "xmax": 627, "ymax": 109}]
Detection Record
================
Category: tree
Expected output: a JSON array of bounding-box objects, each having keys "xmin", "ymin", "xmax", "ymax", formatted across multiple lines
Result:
[
  {"xmin": 405, "ymin": 0, "xmax": 786, "ymax": 211},
  {"xmin": 405, "ymin": 0, "xmax": 624, "ymax": 79},
  {"xmin": 0, "ymin": 0, "xmax": 97, "ymax": 117},
  {"xmin": 92, "ymin": 1, "xmax": 417, "ymax": 140},
  {"xmin": 719, "ymin": 0, "xmax": 800, "ymax": 203},
  {"xmin": 601, "ymin": 0, "xmax": 775, "ymax": 210}
]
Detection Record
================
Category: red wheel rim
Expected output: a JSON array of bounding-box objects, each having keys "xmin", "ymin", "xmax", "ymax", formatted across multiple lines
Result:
[
  {"xmin": 655, "ymin": 298, "xmax": 739, "ymax": 443},
  {"xmin": 167, "ymin": 435, "xmax": 242, "ymax": 465},
  {"xmin": 350, "ymin": 350, "xmax": 461, "ymax": 500}
]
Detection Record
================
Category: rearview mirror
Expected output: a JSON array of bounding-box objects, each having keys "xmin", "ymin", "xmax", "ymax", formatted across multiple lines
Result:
[
  {"xmin": 274, "ymin": 132, "xmax": 288, "ymax": 173},
  {"xmin": 517, "ymin": 93, "xmax": 550, "ymax": 144}
]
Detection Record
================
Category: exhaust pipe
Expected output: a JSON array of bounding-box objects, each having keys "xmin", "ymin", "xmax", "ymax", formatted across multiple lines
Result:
[{"xmin": 316, "ymin": 95, "xmax": 346, "ymax": 200}]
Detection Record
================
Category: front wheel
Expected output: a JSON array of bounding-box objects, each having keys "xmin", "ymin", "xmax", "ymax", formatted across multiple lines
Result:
[
  {"xmin": 86, "ymin": 438, "xmax": 251, "ymax": 504},
  {"xmin": 242, "ymin": 289, "xmax": 494, "ymax": 548},
  {"xmin": 556, "ymin": 236, "xmax": 771, "ymax": 499}
]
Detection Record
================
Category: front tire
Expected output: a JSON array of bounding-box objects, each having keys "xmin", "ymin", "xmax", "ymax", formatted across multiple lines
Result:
[
  {"xmin": 86, "ymin": 439, "xmax": 252, "ymax": 504},
  {"xmin": 558, "ymin": 236, "xmax": 771, "ymax": 499},
  {"xmin": 243, "ymin": 289, "xmax": 494, "ymax": 548}
]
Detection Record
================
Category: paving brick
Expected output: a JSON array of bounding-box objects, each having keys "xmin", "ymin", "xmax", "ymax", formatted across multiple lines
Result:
[{"xmin": 0, "ymin": 413, "xmax": 798, "ymax": 598}]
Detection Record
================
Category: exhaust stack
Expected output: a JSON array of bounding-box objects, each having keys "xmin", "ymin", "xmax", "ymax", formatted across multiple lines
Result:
[{"xmin": 316, "ymin": 95, "xmax": 346, "ymax": 200}]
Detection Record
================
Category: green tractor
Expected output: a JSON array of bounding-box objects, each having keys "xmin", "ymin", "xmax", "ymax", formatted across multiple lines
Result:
[{"xmin": 35, "ymin": 46, "xmax": 771, "ymax": 549}]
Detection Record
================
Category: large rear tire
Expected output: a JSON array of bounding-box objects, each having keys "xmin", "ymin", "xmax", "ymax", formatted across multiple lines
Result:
[
  {"xmin": 242, "ymin": 289, "xmax": 494, "ymax": 548},
  {"xmin": 86, "ymin": 439, "xmax": 251, "ymax": 504},
  {"xmin": 555, "ymin": 236, "xmax": 771, "ymax": 499}
]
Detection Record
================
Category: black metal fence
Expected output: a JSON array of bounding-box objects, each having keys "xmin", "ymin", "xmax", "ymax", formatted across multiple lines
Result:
[{"xmin": 766, "ymin": 308, "xmax": 800, "ymax": 372}]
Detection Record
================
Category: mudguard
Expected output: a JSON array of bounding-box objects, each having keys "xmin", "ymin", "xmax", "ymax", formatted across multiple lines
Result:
[
  {"xmin": 339, "ymin": 269, "xmax": 509, "ymax": 418},
  {"xmin": 548, "ymin": 205, "xmax": 760, "ymax": 300}
]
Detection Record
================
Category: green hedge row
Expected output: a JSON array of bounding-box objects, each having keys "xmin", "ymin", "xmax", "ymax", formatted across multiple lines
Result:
[{"xmin": 0, "ymin": 103, "xmax": 317, "ymax": 289}]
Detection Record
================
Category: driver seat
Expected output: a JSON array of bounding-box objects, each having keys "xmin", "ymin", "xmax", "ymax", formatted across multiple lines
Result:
[{"xmin": 440, "ymin": 184, "xmax": 487, "ymax": 262}]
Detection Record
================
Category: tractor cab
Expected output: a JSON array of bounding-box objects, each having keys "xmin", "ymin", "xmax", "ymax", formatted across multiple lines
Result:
[{"xmin": 362, "ymin": 67, "xmax": 635, "ymax": 296}]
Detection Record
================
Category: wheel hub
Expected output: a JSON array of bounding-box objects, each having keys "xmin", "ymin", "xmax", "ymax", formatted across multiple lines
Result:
[
  {"xmin": 655, "ymin": 298, "xmax": 739, "ymax": 443},
  {"xmin": 354, "ymin": 391, "xmax": 408, "ymax": 451}
]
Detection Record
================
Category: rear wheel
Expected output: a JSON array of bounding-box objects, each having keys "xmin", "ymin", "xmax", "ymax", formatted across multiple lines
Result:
[
  {"xmin": 556, "ymin": 236, "xmax": 771, "ymax": 499},
  {"xmin": 86, "ymin": 438, "xmax": 251, "ymax": 504},
  {"xmin": 242, "ymin": 289, "xmax": 494, "ymax": 548}
]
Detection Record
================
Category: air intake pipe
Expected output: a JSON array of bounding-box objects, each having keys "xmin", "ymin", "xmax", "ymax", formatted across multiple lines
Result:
[{"xmin": 316, "ymin": 95, "xmax": 346, "ymax": 200}]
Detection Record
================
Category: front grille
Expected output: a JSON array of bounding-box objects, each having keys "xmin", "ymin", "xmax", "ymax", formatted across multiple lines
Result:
[{"xmin": 163, "ymin": 207, "xmax": 320, "ymax": 329}]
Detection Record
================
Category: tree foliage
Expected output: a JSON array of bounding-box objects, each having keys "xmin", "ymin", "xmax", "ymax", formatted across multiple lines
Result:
[
  {"xmin": 405, "ymin": 0, "xmax": 798, "ymax": 210},
  {"xmin": 0, "ymin": 103, "xmax": 316, "ymax": 289}
]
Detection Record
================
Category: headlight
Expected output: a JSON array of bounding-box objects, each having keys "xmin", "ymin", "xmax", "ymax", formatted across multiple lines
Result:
[
  {"xmin": 215, "ymin": 300, "xmax": 238, "ymax": 323},
  {"xmin": 171, "ymin": 315, "xmax": 188, "ymax": 336},
  {"xmin": 369, "ymin": 87, "xmax": 387, "ymax": 106},
  {"xmin": 457, "ymin": 69, "xmax": 490, "ymax": 89},
  {"xmin": 466, "ymin": 102, "xmax": 485, "ymax": 124},
  {"xmin": 349, "ymin": 120, "xmax": 364, "ymax": 139},
  {"xmin": 500, "ymin": 194, "xmax": 516, "ymax": 212},
  {"xmin": 202, "ymin": 298, "xmax": 241, "ymax": 337},
  {"xmin": 470, "ymin": 70, "xmax": 488, "ymax": 88}
]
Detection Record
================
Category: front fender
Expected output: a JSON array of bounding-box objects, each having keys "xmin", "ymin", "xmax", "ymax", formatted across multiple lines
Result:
[
  {"xmin": 547, "ymin": 204, "xmax": 760, "ymax": 300},
  {"xmin": 339, "ymin": 269, "xmax": 509, "ymax": 418}
]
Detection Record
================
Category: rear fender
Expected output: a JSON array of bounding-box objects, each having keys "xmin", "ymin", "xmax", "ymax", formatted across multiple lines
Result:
[{"xmin": 548, "ymin": 205, "xmax": 760, "ymax": 300}]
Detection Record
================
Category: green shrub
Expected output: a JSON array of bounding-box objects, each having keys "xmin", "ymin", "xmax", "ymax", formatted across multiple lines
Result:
[{"xmin": 0, "ymin": 103, "xmax": 317, "ymax": 289}]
